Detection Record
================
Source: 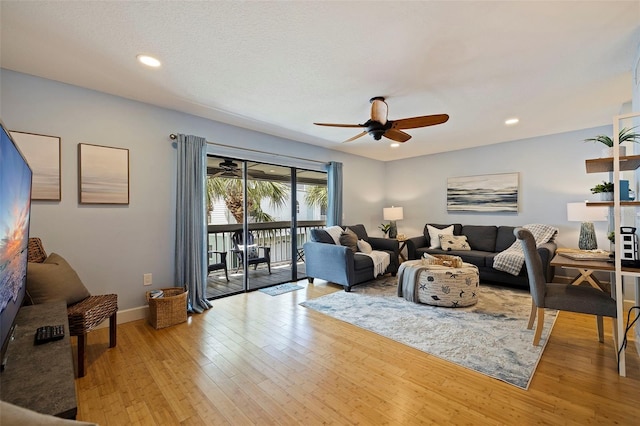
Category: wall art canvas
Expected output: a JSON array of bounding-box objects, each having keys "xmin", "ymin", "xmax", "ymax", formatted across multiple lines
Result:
[
  {"xmin": 78, "ymin": 143, "xmax": 129, "ymax": 204},
  {"xmin": 9, "ymin": 131, "xmax": 61, "ymax": 201},
  {"xmin": 447, "ymin": 173, "xmax": 519, "ymax": 212}
]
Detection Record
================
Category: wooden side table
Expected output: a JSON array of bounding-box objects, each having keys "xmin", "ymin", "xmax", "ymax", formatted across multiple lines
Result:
[{"xmin": 396, "ymin": 237, "xmax": 408, "ymax": 262}]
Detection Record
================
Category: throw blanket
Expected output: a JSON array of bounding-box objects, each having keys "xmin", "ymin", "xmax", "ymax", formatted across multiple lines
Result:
[
  {"xmin": 325, "ymin": 226, "xmax": 343, "ymax": 245},
  {"xmin": 356, "ymin": 250, "xmax": 390, "ymax": 278},
  {"xmin": 396, "ymin": 260, "xmax": 426, "ymax": 302},
  {"xmin": 493, "ymin": 224, "xmax": 558, "ymax": 276}
]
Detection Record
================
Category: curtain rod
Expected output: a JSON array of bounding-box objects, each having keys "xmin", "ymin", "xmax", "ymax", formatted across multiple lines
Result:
[{"xmin": 169, "ymin": 133, "xmax": 326, "ymax": 165}]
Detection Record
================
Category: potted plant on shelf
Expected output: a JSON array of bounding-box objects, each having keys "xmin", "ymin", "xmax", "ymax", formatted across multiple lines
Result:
[
  {"xmin": 584, "ymin": 126, "xmax": 640, "ymax": 158},
  {"xmin": 590, "ymin": 181, "xmax": 614, "ymax": 201}
]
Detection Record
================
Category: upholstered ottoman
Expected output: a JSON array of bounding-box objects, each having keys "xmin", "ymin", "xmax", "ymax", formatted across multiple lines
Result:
[{"xmin": 398, "ymin": 258, "xmax": 480, "ymax": 307}]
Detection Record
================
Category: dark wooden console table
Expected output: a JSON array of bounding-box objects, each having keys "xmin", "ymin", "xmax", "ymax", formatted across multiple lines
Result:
[{"xmin": 0, "ymin": 301, "xmax": 77, "ymax": 419}]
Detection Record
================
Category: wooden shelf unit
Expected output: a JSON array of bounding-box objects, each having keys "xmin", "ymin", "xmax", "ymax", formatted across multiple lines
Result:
[
  {"xmin": 585, "ymin": 154, "xmax": 640, "ymax": 173},
  {"xmin": 586, "ymin": 201, "xmax": 640, "ymax": 207}
]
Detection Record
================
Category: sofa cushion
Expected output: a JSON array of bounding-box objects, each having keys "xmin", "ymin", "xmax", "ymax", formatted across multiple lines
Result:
[
  {"xmin": 339, "ymin": 228, "xmax": 359, "ymax": 252},
  {"xmin": 462, "ymin": 225, "xmax": 498, "ymax": 252},
  {"xmin": 423, "ymin": 223, "xmax": 462, "ymax": 248},
  {"xmin": 26, "ymin": 252, "xmax": 91, "ymax": 306},
  {"xmin": 495, "ymin": 226, "xmax": 517, "ymax": 252},
  {"xmin": 346, "ymin": 224, "xmax": 369, "ymax": 242},
  {"xmin": 439, "ymin": 235, "xmax": 470, "ymax": 251},
  {"xmin": 310, "ymin": 229, "xmax": 335, "ymax": 244},
  {"xmin": 353, "ymin": 253, "xmax": 374, "ymax": 271}
]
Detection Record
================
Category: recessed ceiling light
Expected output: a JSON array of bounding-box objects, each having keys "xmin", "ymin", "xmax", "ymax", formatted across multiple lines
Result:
[
  {"xmin": 390, "ymin": 143, "xmax": 400, "ymax": 148},
  {"xmin": 505, "ymin": 118, "xmax": 519, "ymax": 125},
  {"xmin": 137, "ymin": 54, "xmax": 161, "ymax": 68}
]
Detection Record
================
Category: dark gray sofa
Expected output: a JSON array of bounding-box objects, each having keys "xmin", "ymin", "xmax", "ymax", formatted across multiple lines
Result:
[
  {"xmin": 406, "ymin": 223, "xmax": 557, "ymax": 289},
  {"xmin": 304, "ymin": 224, "xmax": 400, "ymax": 292}
]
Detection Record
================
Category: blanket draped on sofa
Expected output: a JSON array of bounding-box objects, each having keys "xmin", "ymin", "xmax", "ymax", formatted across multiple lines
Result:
[{"xmin": 493, "ymin": 224, "xmax": 558, "ymax": 276}]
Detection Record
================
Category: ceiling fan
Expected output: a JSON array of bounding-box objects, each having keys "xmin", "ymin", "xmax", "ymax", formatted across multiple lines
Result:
[
  {"xmin": 314, "ymin": 97, "xmax": 449, "ymax": 143},
  {"xmin": 211, "ymin": 159, "xmax": 241, "ymax": 178}
]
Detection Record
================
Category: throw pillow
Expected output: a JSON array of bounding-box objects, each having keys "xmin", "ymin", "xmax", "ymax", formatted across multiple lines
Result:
[
  {"xmin": 428, "ymin": 224, "xmax": 454, "ymax": 249},
  {"xmin": 357, "ymin": 239, "xmax": 373, "ymax": 254},
  {"xmin": 310, "ymin": 229, "xmax": 335, "ymax": 244},
  {"xmin": 439, "ymin": 235, "xmax": 471, "ymax": 251},
  {"xmin": 339, "ymin": 228, "xmax": 359, "ymax": 253},
  {"xmin": 26, "ymin": 252, "xmax": 91, "ymax": 306}
]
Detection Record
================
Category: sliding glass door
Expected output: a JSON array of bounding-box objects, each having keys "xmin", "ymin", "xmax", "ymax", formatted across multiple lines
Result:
[{"xmin": 205, "ymin": 156, "xmax": 326, "ymax": 298}]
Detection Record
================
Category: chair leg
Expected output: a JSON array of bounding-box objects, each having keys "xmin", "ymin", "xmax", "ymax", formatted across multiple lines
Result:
[
  {"xmin": 533, "ymin": 307, "xmax": 545, "ymax": 346},
  {"xmin": 77, "ymin": 334, "xmax": 87, "ymax": 378},
  {"xmin": 612, "ymin": 317, "xmax": 619, "ymax": 353},
  {"xmin": 596, "ymin": 315, "xmax": 604, "ymax": 343},
  {"xmin": 109, "ymin": 312, "xmax": 117, "ymax": 348},
  {"xmin": 527, "ymin": 300, "xmax": 536, "ymax": 330},
  {"xmin": 224, "ymin": 266, "xmax": 229, "ymax": 282},
  {"xmin": 267, "ymin": 261, "xmax": 271, "ymax": 274}
]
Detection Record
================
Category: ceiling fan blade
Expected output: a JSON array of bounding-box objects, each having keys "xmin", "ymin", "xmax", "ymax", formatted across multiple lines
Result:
[
  {"xmin": 314, "ymin": 122, "xmax": 364, "ymax": 128},
  {"xmin": 343, "ymin": 131, "xmax": 368, "ymax": 143},
  {"xmin": 391, "ymin": 114, "xmax": 449, "ymax": 130},
  {"xmin": 370, "ymin": 98, "xmax": 388, "ymax": 125},
  {"xmin": 383, "ymin": 129, "xmax": 412, "ymax": 143}
]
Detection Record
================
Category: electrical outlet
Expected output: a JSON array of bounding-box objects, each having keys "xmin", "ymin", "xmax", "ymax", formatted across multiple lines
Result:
[{"xmin": 143, "ymin": 273, "xmax": 152, "ymax": 286}]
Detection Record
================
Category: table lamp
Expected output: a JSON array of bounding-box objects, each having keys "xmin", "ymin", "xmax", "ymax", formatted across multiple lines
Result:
[
  {"xmin": 383, "ymin": 206, "xmax": 403, "ymax": 239},
  {"xmin": 566, "ymin": 202, "xmax": 608, "ymax": 250}
]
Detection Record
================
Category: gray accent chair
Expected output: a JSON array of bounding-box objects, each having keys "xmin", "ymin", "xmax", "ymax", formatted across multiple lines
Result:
[{"xmin": 515, "ymin": 228, "xmax": 617, "ymax": 346}]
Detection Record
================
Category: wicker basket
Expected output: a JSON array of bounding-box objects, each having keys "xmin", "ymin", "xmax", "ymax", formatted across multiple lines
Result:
[{"xmin": 146, "ymin": 287, "xmax": 188, "ymax": 329}]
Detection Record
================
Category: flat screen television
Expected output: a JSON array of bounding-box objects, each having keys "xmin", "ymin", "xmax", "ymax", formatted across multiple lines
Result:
[{"xmin": 0, "ymin": 118, "xmax": 33, "ymax": 371}]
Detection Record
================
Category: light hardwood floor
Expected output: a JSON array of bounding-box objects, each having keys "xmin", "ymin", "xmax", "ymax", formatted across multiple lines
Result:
[{"xmin": 76, "ymin": 279, "xmax": 640, "ymax": 425}]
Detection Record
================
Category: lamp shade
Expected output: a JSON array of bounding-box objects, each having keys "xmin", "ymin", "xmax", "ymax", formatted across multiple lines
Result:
[
  {"xmin": 383, "ymin": 206, "xmax": 404, "ymax": 221},
  {"xmin": 566, "ymin": 202, "xmax": 607, "ymax": 222}
]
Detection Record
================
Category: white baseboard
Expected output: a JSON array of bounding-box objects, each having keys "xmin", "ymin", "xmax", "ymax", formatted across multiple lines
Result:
[{"xmin": 94, "ymin": 305, "xmax": 149, "ymax": 329}]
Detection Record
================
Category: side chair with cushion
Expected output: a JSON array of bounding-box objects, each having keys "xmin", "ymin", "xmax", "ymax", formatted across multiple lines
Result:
[
  {"xmin": 26, "ymin": 237, "xmax": 118, "ymax": 377},
  {"xmin": 515, "ymin": 228, "xmax": 617, "ymax": 346},
  {"xmin": 231, "ymin": 230, "xmax": 271, "ymax": 274}
]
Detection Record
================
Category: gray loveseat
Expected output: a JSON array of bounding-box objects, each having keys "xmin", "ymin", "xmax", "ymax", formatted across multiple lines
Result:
[
  {"xmin": 304, "ymin": 224, "xmax": 400, "ymax": 292},
  {"xmin": 406, "ymin": 223, "xmax": 557, "ymax": 288}
]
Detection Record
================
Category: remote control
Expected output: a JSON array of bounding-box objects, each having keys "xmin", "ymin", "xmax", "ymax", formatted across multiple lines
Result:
[{"xmin": 34, "ymin": 324, "xmax": 65, "ymax": 345}]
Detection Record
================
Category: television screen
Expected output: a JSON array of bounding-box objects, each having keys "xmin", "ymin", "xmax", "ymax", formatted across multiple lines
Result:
[{"xmin": 0, "ymin": 119, "xmax": 33, "ymax": 370}]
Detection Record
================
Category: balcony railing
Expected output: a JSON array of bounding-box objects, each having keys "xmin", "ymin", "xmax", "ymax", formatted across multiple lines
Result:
[{"xmin": 207, "ymin": 220, "xmax": 326, "ymax": 270}]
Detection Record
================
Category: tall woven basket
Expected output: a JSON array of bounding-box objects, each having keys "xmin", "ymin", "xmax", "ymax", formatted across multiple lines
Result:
[{"xmin": 146, "ymin": 287, "xmax": 188, "ymax": 329}]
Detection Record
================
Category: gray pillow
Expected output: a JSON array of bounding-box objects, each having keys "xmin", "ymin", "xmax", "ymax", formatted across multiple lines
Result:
[
  {"xmin": 339, "ymin": 228, "xmax": 359, "ymax": 253},
  {"xmin": 26, "ymin": 252, "xmax": 91, "ymax": 306}
]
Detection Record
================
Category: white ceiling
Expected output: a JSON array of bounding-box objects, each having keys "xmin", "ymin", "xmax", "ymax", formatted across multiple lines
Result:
[{"xmin": 1, "ymin": 1, "xmax": 639, "ymax": 161}]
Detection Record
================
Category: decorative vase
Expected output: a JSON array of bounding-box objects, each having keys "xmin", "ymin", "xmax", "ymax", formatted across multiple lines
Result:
[{"xmin": 602, "ymin": 146, "xmax": 626, "ymax": 158}]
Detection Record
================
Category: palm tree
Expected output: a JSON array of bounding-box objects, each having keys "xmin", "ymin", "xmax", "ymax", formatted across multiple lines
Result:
[
  {"xmin": 207, "ymin": 176, "xmax": 289, "ymax": 224},
  {"xmin": 305, "ymin": 185, "xmax": 328, "ymax": 210}
]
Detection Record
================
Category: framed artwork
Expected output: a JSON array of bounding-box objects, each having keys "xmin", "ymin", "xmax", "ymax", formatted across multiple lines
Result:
[
  {"xmin": 447, "ymin": 172, "xmax": 519, "ymax": 212},
  {"xmin": 78, "ymin": 143, "xmax": 129, "ymax": 204},
  {"xmin": 9, "ymin": 131, "xmax": 61, "ymax": 201}
]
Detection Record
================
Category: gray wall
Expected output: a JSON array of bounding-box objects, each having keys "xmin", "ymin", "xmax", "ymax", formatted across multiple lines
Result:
[
  {"xmin": 2, "ymin": 65, "xmax": 638, "ymax": 310},
  {"xmin": 384, "ymin": 126, "xmax": 614, "ymax": 252},
  {"xmin": 0, "ymin": 69, "xmax": 386, "ymax": 310}
]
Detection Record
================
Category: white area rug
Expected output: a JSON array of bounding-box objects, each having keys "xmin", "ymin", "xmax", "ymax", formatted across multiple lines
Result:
[{"xmin": 300, "ymin": 276, "xmax": 557, "ymax": 389}]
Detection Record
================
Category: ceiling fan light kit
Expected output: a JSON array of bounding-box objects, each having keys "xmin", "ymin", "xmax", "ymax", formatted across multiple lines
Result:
[{"xmin": 314, "ymin": 97, "xmax": 449, "ymax": 144}]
